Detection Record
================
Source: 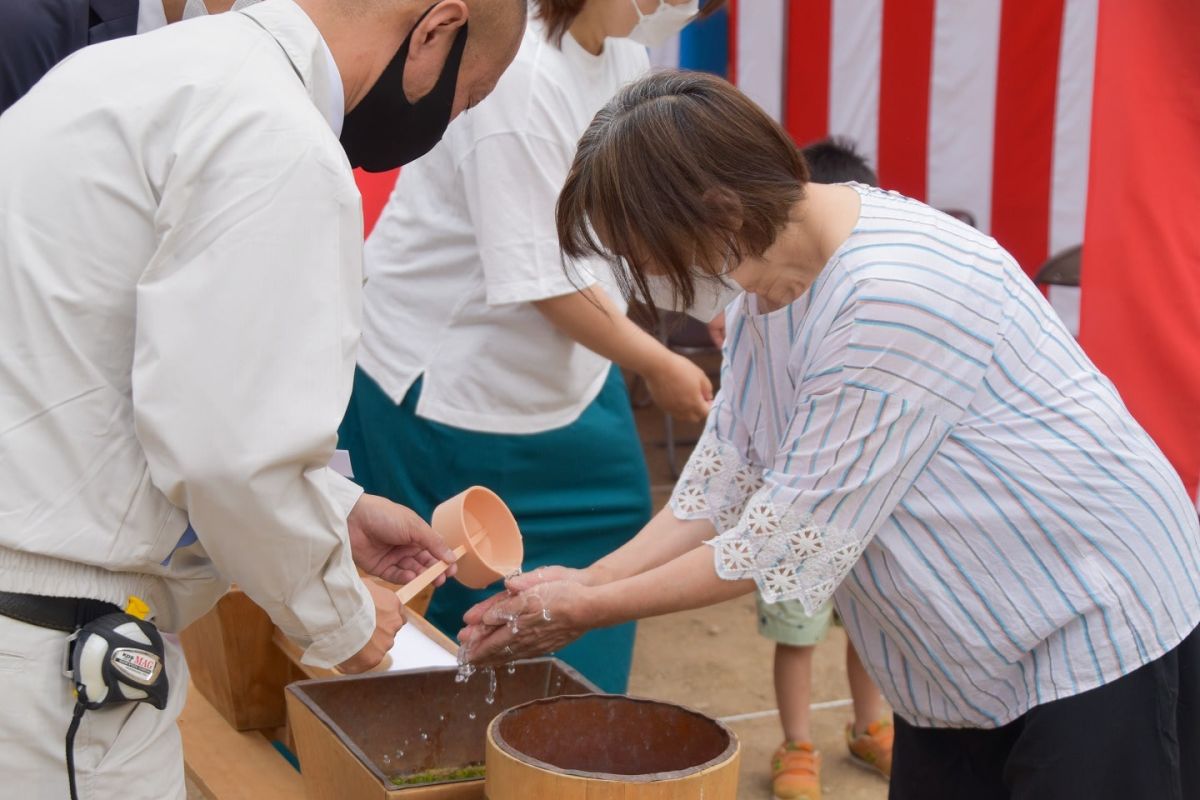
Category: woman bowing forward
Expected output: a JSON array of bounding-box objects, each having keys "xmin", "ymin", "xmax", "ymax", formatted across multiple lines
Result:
[{"xmin": 461, "ymin": 71, "xmax": 1200, "ymax": 800}]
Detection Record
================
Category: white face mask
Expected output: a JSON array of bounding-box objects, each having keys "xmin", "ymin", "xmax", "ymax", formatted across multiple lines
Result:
[
  {"xmin": 644, "ymin": 272, "xmax": 742, "ymax": 323},
  {"xmin": 181, "ymin": 0, "xmax": 262, "ymax": 20},
  {"xmin": 627, "ymin": 0, "xmax": 700, "ymax": 47}
]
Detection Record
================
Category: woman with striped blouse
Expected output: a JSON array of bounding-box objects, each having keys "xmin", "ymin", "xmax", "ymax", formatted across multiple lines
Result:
[{"xmin": 459, "ymin": 71, "xmax": 1200, "ymax": 799}]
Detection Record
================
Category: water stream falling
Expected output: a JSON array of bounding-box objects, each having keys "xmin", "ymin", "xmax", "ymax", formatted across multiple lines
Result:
[
  {"xmin": 484, "ymin": 667, "xmax": 498, "ymax": 705},
  {"xmin": 455, "ymin": 644, "xmax": 477, "ymax": 684}
]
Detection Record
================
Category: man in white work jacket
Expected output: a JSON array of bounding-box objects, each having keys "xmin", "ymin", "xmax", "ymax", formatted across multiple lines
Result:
[{"xmin": 0, "ymin": 0, "xmax": 524, "ymax": 796}]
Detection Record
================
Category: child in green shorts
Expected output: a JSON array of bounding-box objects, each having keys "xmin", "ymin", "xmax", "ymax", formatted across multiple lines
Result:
[
  {"xmin": 762, "ymin": 595, "xmax": 892, "ymax": 800},
  {"xmin": 763, "ymin": 139, "xmax": 893, "ymax": 800}
]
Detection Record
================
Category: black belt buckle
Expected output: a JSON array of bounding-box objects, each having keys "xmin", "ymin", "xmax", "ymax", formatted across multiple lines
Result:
[{"xmin": 0, "ymin": 591, "xmax": 122, "ymax": 633}]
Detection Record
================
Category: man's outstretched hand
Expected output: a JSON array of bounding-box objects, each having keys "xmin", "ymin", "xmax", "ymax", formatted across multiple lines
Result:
[{"xmin": 347, "ymin": 493, "xmax": 457, "ymax": 586}]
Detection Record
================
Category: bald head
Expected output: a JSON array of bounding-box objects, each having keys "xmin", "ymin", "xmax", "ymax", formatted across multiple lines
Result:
[
  {"xmin": 452, "ymin": 0, "xmax": 527, "ymax": 113},
  {"xmin": 381, "ymin": 0, "xmax": 525, "ymax": 118},
  {"xmin": 467, "ymin": 0, "xmax": 529, "ymax": 28}
]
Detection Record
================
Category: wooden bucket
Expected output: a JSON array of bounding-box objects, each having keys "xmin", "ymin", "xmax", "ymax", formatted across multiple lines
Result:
[
  {"xmin": 287, "ymin": 659, "xmax": 599, "ymax": 799},
  {"xmin": 485, "ymin": 695, "xmax": 740, "ymax": 799}
]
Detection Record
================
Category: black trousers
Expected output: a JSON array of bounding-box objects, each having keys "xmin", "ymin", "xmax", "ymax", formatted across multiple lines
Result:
[{"xmin": 890, "ymin": 624, "xmax": 1200, "ymax": 800}]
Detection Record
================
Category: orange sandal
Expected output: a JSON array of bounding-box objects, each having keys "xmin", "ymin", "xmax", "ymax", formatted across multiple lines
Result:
[
  {"xmin": 846, "ymin": 718, "xmax": 894, "ymax": 779},
  {"xmin": 771, "ymin": 741, "xmax": 822, "ymax": 800}
]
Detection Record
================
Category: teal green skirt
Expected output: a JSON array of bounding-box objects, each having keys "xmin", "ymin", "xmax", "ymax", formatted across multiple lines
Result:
[{"xmin": 338, "ymin": 366, "xmax": 651, "ymax": 693}]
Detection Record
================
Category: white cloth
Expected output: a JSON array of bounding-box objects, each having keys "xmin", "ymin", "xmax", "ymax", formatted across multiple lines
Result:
[
  {"xmin": 136, "ymin": 0, "xmax": 168, "ymax": 34},
  {"xmin": 671, "ymin": 184, "xmax": 1200, "ymax": 728},
  {"xmin": 357, "ymin": 21, "xmax": 649, "ymax": 434},
  {"xmin": 0, "ymin": 0, "xmax": 374, "ymax": 669},
  {"xmin": 0, "ymin": 616, "xmax": 189, "ymax": 800},
  {"xmin": 1047, "ymin": 284, "xmax": 1081, "ymax": 337}
]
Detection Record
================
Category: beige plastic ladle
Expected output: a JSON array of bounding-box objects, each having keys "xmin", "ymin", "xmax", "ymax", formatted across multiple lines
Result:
[{"xmin": 396, "ymin": 486, "xmax": 524, "ymax": 605}]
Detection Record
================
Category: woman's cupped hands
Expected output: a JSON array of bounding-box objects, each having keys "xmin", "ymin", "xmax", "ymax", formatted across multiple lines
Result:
[{"xmin": 457, "ymin": 566, "xmax": 598, "ymax": 665}]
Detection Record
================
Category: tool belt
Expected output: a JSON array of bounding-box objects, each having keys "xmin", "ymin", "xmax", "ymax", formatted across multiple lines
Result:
[
  {"xmin": 0, "ymin": 591, "xmax": 169, "ymax": 800},
  {"xmin": 0, "ymin": 590, "xmax": 121, "ymax": 632}
]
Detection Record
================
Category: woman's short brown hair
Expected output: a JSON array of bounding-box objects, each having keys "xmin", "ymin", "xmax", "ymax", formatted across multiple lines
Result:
[
  {"xmin": 535, "ymin": 0, "xmax": 728, "ymax": 47},
  {"xmin": 555, "ymin": 69, "xmax": 809, "ymax": 314}
]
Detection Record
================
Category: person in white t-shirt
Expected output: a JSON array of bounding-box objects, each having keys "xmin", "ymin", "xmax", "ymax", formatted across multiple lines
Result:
[{"xmin": 339, "ymin": 0, "xmax": 724, "ymax": 693}]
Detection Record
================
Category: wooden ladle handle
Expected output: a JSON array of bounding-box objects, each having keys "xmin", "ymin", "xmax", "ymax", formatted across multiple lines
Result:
[{"xmin": 396, "ymin": 544, "xmax": 468, "ymax": 605}]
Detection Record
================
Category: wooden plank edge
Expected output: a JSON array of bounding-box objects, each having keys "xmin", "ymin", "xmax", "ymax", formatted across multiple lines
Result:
[{"xmin": 180, "ymin": 678, "xmax": 305, "ymax": 799}]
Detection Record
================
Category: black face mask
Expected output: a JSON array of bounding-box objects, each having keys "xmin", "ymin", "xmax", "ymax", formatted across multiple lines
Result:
[{"xmin": 340, "ymin": 5, "xmax": 469, "ymax": 172}]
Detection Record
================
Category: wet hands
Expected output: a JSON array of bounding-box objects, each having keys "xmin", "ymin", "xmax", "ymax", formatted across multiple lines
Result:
[
  {"xmin": 459, "ymin": 565, "xmax": 593, "ymax": 632},
  {"xmin": 348, "ymin": 493, "xmax": 457, "ymax": 587},
  {"xmin": 508, "ymin": 565, "xmax": 594, "ymax": 591},
  {"xmin": 457, "ymin": 577, "xmax": 594, "ymax": 665}
]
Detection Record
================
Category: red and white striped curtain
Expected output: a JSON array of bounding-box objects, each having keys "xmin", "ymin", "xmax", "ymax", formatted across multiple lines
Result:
[
  {"xmin": 726, "ymin": 0, "xmax": 1199, "ymax": 509},
  {"xmin": 729, "ymin": 0, "xmax": 1097, "ymax": 277}
]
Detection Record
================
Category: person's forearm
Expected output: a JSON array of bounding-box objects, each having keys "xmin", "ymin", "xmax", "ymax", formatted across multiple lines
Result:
[
  {"xmin": 533, "ymin": 286, "xmax": 668, "ymax": 376},
  {"xmin": 585, "ymin": 506, "xmax": 717, "ymax": 585},
  {"xmin": 589, "ymin": 545, "xmax": 755, "ymax": 627}
]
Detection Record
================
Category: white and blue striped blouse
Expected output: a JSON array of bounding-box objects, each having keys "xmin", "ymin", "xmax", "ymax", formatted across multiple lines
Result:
[{"xmin": 670, "ymin": 183, "xmax": 1200, "ymax": 728}]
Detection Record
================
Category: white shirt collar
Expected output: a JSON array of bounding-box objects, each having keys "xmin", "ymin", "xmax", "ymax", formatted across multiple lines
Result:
[
  {"xmin": 136, "ymin": 0, "xmax": 168, "ymax": 34},
  {"xmin": 313, "ymin": 31, "xmax": 345, "ymax": 137},
  {"xmin": 239, "ymin": 0, "xmax": 344, "ymax": 137}
]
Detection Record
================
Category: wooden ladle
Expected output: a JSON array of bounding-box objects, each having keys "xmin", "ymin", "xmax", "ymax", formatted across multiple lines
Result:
[{"xmin": 395, "ymin": 486, "xmax": 524, "ymax": 605}]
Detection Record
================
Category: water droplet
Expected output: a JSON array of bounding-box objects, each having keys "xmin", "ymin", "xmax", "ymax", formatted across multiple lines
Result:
[
  {"xmin": 382, "ymin": 755, "xmax": 391, "ymax": 766},
  {"xmin": 439, "ymin": 713, "xmax": 446, "ymax": 722},
  {"xmin": 420, "ymin": 732, "xmax": 429, "ymax": 741},
  {"xmin": 541, "ymin": 608, "xmax": 552, "ymax": 622},
  {"xmin": 456, "ymin": 642, "xmax": 476, "ymax": 684},
  {"xmin": 506, "ymin": 663, "xmax": 516, "ymax": 675},
  {"xmin": 468, "ymin": 711, "xmax": 477, "ymax": 720},
  {"xmin": 397, "ymin": 750, "xmax": 405, "ymax": 758},
  {"xmin": 484, "ymin": 666, "xmax": 498, "ymax": 706}
]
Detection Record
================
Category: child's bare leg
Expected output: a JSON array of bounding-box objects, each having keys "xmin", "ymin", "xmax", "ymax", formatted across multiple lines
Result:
[
  {"xmin": 846, "ymin": 638, "xmax": 886, "ymax": 733},
  {"xmin": 775, "ymin": 643, "xmax": 816, "ymax": 742}
]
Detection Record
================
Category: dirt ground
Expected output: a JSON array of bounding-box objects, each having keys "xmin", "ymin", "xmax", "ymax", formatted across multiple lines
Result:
[{"xmin": 629, "ymin": 599, "xmax": 889, "ymax": 800}]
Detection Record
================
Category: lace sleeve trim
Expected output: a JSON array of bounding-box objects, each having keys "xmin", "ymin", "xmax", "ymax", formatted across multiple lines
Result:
[
  {"xmin": 706, "ymin": 498, "xmax": 865, "ymax": 613},
  {"xmin": 668, "ymin": 434, "xmax": 763, "ymax": 532}
]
